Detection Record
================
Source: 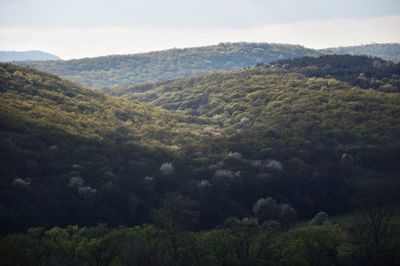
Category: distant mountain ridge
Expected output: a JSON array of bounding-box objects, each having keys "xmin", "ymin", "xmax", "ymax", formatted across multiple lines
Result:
[
  {"xmin": 0, "ymin": 50, "xmax": 61, "ymax": 62},
  {"xmin": 16, "ymin": 42, "xmax": 400, "ymax": 89},
  {"xmin": 321, "ymin": 43, "xmax": 400, "ymax": 62},
  {"xmin": 17, "ymin": 43, "xmax": 320, "ymax": 88}
]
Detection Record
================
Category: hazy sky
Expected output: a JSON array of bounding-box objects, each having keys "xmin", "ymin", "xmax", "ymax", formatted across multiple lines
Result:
[{"xmin": 1, "ymin": 0, "xmax": 399, "ymax": 59}]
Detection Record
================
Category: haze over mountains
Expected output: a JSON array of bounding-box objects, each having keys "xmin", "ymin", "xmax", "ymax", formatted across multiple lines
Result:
[
  {"xmin": 322, "ymin": 43, "xmax": 400, "ymax": 62},
  {"xmin": 17, "ymin": 42, "xmax": 400, "ymax": 89},
  {"xmin": 0, "ymin": 50, "xmax": 61, "ymax": 62}
]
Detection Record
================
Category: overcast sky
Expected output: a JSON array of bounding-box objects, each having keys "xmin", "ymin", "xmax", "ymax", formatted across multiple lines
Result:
[{"xmin": 1, "ymin": 0, "xmax": 399, "ymax": 59}]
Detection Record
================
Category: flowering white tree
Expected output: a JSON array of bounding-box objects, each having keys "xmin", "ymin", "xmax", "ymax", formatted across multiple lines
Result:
[{"xmin": 160, "ymin": 162, "xmax": 174, "ymax": 175}]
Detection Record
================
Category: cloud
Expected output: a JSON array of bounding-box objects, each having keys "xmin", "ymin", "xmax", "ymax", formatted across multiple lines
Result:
[
  {"xmin": 1, "ymin": 0, "xmax": 399, "ymax": 28},
  {"xmin": 0, "ymin": 16, "xmax": 399, "ymax": 59}
]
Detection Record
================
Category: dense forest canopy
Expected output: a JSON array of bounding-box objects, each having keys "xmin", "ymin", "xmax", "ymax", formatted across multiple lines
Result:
[
  {"xmin": 0, "ymin": 63, "xmax": 213, "ymax": 234},
  {"xmin": 1, "ymin": 47, "xmax": 400, "ymax": 265},
  {"xmin": 2, "ymin": 0, "xmax": 400, "ymax": 261},
  {"xmin": 273, "ymin": 54, "xmax": 400, "ymax": 92},
  {"xmin": 2, "ymin": 219, "xmax": 400, "ymax": 266},
  {"xmin": 1, "ymin": 55, "xmax": 400, "ymax": 240},
  {"xmin": 15, "ymin": 42, "xmax": 400, "ymax": 90}
]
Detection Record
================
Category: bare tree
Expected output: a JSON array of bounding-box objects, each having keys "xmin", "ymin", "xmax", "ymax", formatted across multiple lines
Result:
[
  {"xmin": 354, "ymin": 180, "xmax": 396, "ymax": 265},
  {"xmin": 359, "ymin": 205, "xmax": 394, "ymax": 264}
]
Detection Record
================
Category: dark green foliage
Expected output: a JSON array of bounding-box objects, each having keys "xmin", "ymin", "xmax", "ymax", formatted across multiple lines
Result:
[
  {"xmin": 1, "ymin": 218, "xmax": 399, "ymax": 266},
  {"xmin": 253, "ymin": 197, "xmax": 297, "ymax": 229},
  {"xmin": 111, "ymin": 55, "xmax": 400, "ymax": 175},
  {"xmin": 110, "ymin": 55, "xmax": 400, "ymax": 225},
  {"xmin": 0, "ymin": 63, "xmax": 210, "ymax": 234},
  {"xmin": 152, "ymin": 192, "xmax": 200, "ymax": 231},
  {"xmin": 1, "ymin": 51, "xmax": 400, "ymax": 265},
  {"xmin": 275, "ymin": 54, "xmax": 400, "ymax": 91}
]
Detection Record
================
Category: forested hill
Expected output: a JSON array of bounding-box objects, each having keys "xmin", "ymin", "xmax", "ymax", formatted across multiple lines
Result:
[
  {"xmin": 0, "ymin": 63, "xmax": 213, "ymax": 234},
  {"xmin": 273, "ymin": 54, "xmax": 400, "ymax": 92},
  {"xmin": 322, "ymin": 43, "xmax": 400, "ymax": 62},
  {"xmin": 16, "ymin": 43, "xmax": 400, "ymax": 89},
  {"xmin": 2, "ymin": 54, "xmax": 399, "ymax": 236},
  {"xmin": 110, "ymin": 55, "xmax": 400, "ymax": 107},
  {"xmin": 108, "ymin": 55, "xmax": 400, "ymax": 218},
  {"xmin": 17, "ymin": 43, "xmax": 319, "ymax": 88}
]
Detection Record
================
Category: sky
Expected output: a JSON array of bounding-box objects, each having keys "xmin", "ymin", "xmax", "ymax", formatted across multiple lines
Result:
[{"xmin": 0, "ymin": 0, "xmax": 399, "ymax": 59}]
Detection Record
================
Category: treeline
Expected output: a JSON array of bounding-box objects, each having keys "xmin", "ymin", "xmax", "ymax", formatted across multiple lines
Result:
[{"xmin": 1, "ymin": 210, "xmax": 399, "ymax": 266}]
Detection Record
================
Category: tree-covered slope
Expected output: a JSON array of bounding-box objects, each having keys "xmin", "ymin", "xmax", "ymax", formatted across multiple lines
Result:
[
  {"xmin": 17, "ymin": 43, "xmax": 319, "ymax": 88},
  {"xmin": 322, "ymin": 43, "xmax": 400, "ymax": 62},
  {"xmin": 1, "ymin": 58, "xmax": 400, "ymax": 236},
  {"xmin": 0, "ymin": 63, "xmax": 213, "ymax": 234},
  {"xmin": 274, "ymin": 54, "xmax": 400, "ymax": 92},
  {"xmin": 109, "ymin": 56, "xmax": 400, "ymax": 221}
]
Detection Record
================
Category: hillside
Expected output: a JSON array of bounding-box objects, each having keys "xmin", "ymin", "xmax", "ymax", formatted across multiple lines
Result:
[
  {"xmin": 2, "ymin": 58, "xmax": 400, "ymax": 265},
  {"xmin": 114, "ymin": 55, "xmax": 400, "ymax": 174},
  {"xmin": 274, "ymin": 54, "xmax": 400, "ymax": 92},
  {"xmin": 322, "ymin": 43, "xmax": 400, "ymax": 62},
  {"xmin": 0, "ymin": 50, "xmax": 61, "ymax": 62},
  {"xmin": 2, "ymin": 56, "xmax": 400, "ymax": 236},
  {"xmin": 17, "ymin": 43, "xmax": 319, "ymax": 88},
  {"xmin": 0, "ymin": 63, "xmax": 214, "ymax": 234},
  {"xmin": 109, "ymin": 54, "xmax": 400, "ymax": 217}
]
